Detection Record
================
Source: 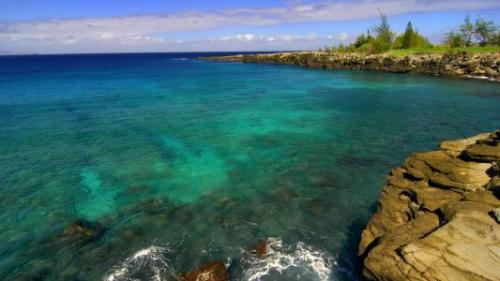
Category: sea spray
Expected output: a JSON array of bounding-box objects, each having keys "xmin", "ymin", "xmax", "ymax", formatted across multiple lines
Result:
[
  {"xmin": 103, "ymin": 245, "xmax": 176, "ymax": 281},
  {"xmin": 239, "ymin": 238, "xmax": 335, "ymax": 281}
]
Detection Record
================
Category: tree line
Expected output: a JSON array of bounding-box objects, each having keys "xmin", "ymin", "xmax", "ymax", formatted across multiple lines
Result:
[
  {"xmin": 446, "ymin": 15, "xmax": 498, "ymax": 47},
  {"xmin": 322, "ymin": 14, "xmax": 499, "ymax": 53}
]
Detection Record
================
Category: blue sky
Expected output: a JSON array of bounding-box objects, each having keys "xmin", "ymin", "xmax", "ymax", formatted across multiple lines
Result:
[{"xmin": 1, "ymin": 0, "xmax": 499, "ymax": 54}]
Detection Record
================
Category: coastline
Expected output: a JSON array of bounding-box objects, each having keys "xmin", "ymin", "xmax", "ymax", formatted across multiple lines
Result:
[
  {"xmin": 201, "ymin": 52, "xmax": 500, "ymax": 81},
  {"xmin": 358, "ymin": 131, "xmax": 500, "ymax": 281}
]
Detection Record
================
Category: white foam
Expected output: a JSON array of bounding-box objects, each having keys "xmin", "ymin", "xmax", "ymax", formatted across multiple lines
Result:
[
  {"xmin": 103, "ymin": 245, "xmax": 174, "ymax": 281},
  {"xmin": 241, "ymin": 238, "xmax": 335, "ymax": 281}
]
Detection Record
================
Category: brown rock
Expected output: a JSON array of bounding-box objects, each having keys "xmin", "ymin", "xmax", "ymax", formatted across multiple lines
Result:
[
  {"xmin": 182, "ymin": 261, "xmax": 229, "ymax": 281},
  {"xmin": 404, "ymin": 151, "xmax": 492, "ymax": 193},
  {"xmin": 400, "ymin": 201, "xmax": 499, "ymax": 281},
  {"xmin": 203, "ymin": 52, "xmax": 500, "ymax": 81},
  {"xmin": 439, "ymin": 132, "xmax": 491, "ymax": 156},
  {"xmin": 251, "ymin": 240, "xmax": 268, "ymax": 258},
  {"xmin": 359, "ymin": 131, "xmax": 500, "ymax": 281},
  {"xmin": 464, "ymin": 143, "xmax": 500, "ymax": 162}
]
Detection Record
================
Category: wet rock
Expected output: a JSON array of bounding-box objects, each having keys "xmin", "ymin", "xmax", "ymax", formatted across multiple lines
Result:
[
  {"xmin": 62, "ymin": 219, "xmax": 104, "ymax": 241},
  {"xmin": 359, "ymin": 131, "xmax": 500, "ymax": 281},
  {"xmin": 182, "ymin": 261, "xmax": 229, "ymax": 281},
  {"xmin": 251, "ymin": 240, "xmax": 268, "ymax": 258}
]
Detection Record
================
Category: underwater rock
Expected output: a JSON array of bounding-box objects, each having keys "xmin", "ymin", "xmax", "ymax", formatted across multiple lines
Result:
[
  {"xmin": 359, "ymin": 131, "xmax": 500, "ymax": 281},
  {"xmin": 62, "ymin": 219, "xmax": 105, "ymax": 241},
  {"xmin": 182, "ymin": 261, "xmax": 229, "ymax": 281}
]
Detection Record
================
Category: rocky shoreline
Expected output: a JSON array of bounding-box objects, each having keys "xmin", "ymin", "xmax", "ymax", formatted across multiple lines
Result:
[
  {"xmin": 358, "ymin": 131, "xmax": 500, "ymax": 281},
  {"xmin": 202, "ymin": 52, "xmax": 500, "ymax": 81}
]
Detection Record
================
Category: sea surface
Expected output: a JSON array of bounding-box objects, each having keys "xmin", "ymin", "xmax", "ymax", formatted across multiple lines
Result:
[{"xmin": 0, "ymin": 52, "xmax": 498, "ymax": 281}]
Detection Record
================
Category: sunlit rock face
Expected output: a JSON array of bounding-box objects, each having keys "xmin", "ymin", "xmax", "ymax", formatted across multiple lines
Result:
[{"xmin": 358, "ymin": 131, "xmax": 500, "ymax": 281}]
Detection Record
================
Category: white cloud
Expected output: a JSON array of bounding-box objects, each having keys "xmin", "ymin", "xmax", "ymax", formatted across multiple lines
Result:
[{"xmin": 0, "ymin": 0, "xmax": 499, "ymax": 53}]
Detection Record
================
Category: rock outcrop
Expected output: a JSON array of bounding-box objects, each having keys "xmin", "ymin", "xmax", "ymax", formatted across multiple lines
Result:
[
  {"xmin": 202, "ymin": 52, "xmax": 500, "ymax": 81},
  {"xmin": 182, "ymin": 261, "xmax": 229, "ymax": 281},
  {"xmin": 358, "ymin": 131, "xmax": 500, "ymax": 281}
]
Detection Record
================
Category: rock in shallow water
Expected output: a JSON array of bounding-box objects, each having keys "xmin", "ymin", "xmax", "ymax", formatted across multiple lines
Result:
[
  {"xmin": 359, "ymin": 131, "xmax": 500, "ymax": 281},
  {"xmin": 182, "ymin": 261, "xmax": 229, "ymax": 281},
  {"xmin": 251, "ymin": 239, "xmax": 268, "ymax": 258},
  {"xmin": 62, "ymin": 219, "xmax": 105, "ymax": 241}
]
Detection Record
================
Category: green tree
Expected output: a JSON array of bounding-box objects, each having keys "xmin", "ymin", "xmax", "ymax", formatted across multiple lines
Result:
[
  {"xmin": 474, "ymin": 17, "xmax": 497, "ymax": 46},
  {"xmin": 372, "ymin": 12, "xmax": 395, "ymax": 52},
  {"xmin": 401, "ymin": 21, "xmax": 415, "ymax": 49},
  {"xmin": 459, "ymin": 15, "xmax": 474, "ymax": 47}
]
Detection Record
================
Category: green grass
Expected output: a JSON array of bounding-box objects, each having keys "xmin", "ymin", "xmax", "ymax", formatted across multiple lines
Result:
[{"xmin": 386, "ymin": 46, "xmax": 500, "ymax": 57}]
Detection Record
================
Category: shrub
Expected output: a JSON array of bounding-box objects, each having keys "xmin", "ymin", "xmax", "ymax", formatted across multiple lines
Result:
[
  {"xmin": 357, "ymin": 42, "xmax": 376, "ymax": 53},
  {"xmin": 445, "ymin": 31, "xmax": 464, "ymax": 48}
]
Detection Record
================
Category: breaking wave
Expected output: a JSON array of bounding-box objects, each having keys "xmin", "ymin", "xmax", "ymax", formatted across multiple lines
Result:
[
  {"xmin": 103, "ymin": 245, "xmax": 177, "ymax": 281},
  {"xmin": 239, "ymin": 238, "xmax": 335, "ymax": 281},
  {"xmin": 103, "ymin": 239, "xmax": 335, "ymax": 281}
]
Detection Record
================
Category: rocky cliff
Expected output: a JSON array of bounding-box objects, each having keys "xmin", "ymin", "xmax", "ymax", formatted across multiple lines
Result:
[
  {"xmin": 358, "ymin": 131, "xmax": 500, "ymax": 281},
  {"xmin": 203, "ymin": 52, "xmax": 500, "ymax": 81}
]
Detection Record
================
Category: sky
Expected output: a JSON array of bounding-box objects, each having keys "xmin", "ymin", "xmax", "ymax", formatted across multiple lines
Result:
[{"xmin": 0, "ymin": 0, "xmax": 499, "ymax": 54}]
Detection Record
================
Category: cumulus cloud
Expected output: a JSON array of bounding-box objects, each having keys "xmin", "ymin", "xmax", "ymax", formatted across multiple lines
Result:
[{"xmin": 0, "ymin": 0, "xmax": 499, "ymax": 53}]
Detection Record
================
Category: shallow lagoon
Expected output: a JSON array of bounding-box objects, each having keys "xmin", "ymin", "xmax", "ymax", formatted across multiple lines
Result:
[{"xmin": 0, "ymin": 53, "xmax": 498, "ymax": 280}]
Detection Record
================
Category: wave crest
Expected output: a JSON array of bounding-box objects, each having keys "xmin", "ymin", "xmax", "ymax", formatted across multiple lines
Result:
[{"xmin": 103, "ymin": 245, "xmax": 176, "ymax": 281}]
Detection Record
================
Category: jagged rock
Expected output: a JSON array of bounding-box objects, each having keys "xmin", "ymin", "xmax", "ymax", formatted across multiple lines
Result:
[
  {"xmin": 182, "ymin": 261, "xmax": 229, "ymax": 281},
  {"xmin": 359, "ymin": 131, "xmax": 500, "ymax": 281}
]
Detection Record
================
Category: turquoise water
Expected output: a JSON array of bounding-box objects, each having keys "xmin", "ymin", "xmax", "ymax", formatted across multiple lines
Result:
[{"xmin": 0, "ymin": 53, "xmax": 498, "ymax": 281}]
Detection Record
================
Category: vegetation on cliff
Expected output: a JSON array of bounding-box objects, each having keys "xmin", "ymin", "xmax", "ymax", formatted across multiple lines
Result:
[{"xmin": 322, "ymin": 13, "xmax": 499, "ymax": 55}]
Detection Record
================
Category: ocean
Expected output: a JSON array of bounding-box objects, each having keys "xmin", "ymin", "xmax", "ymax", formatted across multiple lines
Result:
[{"xmin": 0, "ymin": 52, "xmax": 498, "ymax": 280}]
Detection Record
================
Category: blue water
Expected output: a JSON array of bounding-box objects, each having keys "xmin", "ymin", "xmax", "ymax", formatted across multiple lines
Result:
[{"xmin": 0, "ymin": 53, "xmax": 498, "ymax": 281}]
